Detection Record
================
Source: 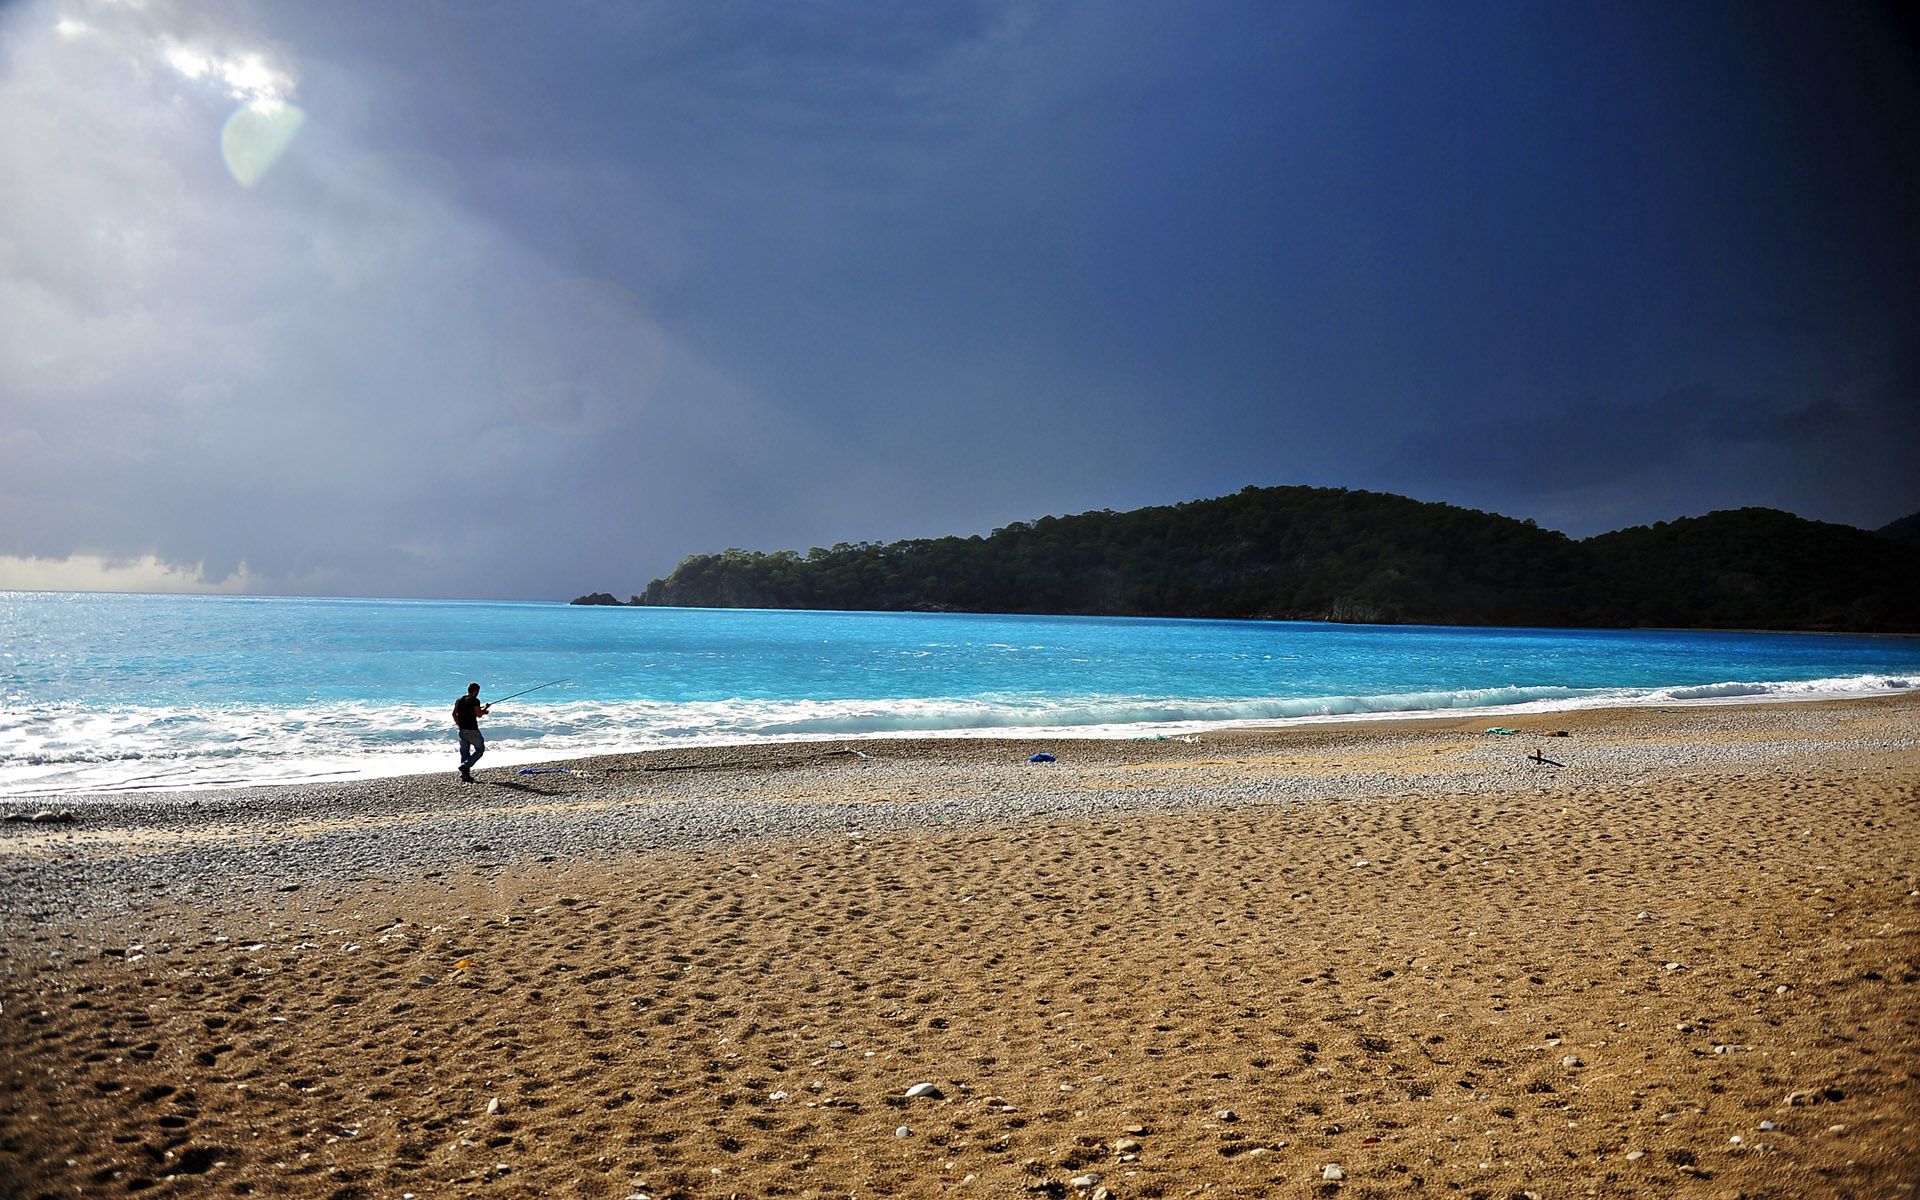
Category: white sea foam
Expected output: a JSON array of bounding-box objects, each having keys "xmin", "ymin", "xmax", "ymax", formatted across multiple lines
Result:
[{"xmin": 0, "ymin": 673, "xmax": 1908, "ymax": 798}]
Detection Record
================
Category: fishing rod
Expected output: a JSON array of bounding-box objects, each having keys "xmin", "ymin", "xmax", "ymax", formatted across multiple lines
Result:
[{"xmin": 486, "ymin": 678, "xmax": 570, "ymax": 707}]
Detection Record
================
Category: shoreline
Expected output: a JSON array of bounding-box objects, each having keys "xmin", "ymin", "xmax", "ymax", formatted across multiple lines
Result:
[
  {"xmin": 3, "ymin": 694, "xmax": 1916, "ymax": 1197},
  {"xmin": 7, "ymin": 682, "xmax": 1913, "ymax": 803},
  {"xmin": 6, "ymin": 686, "xmax": 1916, "ymax": 808},
  {"xmin": 2, "ymin": 692, "xmax": 1914, "ymax": 892}
]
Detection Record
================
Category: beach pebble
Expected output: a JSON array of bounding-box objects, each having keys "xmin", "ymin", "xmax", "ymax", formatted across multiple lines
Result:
[
  {"xmin": 1321, "ymin": 1163, "xmax": 1346, "ymax": 1181},
  {"xmin": 1217, "ymin": 1109, "xmax": 1239, "ymax": 1123},
  {"xmin": 895, "ymin": 1125, "xmax": 911, "ymax": 1138},
  {"xmin": 484, "ymin": 1097, "xmax": 500, "ymax": 1115},
  {"xmin": 1069, "ymin": 1172, "xmax": 1102, "ymax": 1188},
  {"xmin": 1758, "ymin": 1120, "xmax": 1777, "ymax": 1131},
  {"xmin": 904, "ymin": 1082, "xmax": 943, "ymax": 1100},
  {"xmin": 1561, "ymin": 1055, "xmax": 1584, "ymax": 1068},
  {"xmin": 1113, "ymin": 1138, "xmax": 1143, "ymax": 1153},
  {"xmin": 1663, "ymin": 962, "xmax": 1683, "ymax": 971},
  {"xmin": 1625, "ymin": 1150, "xmax": 1645, "ymax": 1161},
  {"xmin": 1352, "ymin": 858, "xmax": 1371, "ymax": 868},
  {"xmin": 1785, "ymin": 1087, "xmax": 1841, "ymax": 1106},
  {"xmin": 1827, "ymin": 1124, "xmax": 1847, "ymax": 1136},
  {"xmin": 768, "ymin": 1091, "xmax": 787, "ymax": 1102}
]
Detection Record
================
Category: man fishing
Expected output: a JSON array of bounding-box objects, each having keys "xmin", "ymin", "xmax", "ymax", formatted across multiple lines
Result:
[
  {"xmin": 452, "ymin": 682, "xmax": 490, "ymax": 782},
  {"xmin": 450, "ymin": 679, "xmax": 567, "ymax": 782}
]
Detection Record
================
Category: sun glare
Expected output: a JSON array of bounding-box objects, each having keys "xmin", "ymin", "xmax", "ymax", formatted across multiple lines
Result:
[
  {"xmin": 160, "ymin": 38, "xmax": 293, "ymax": 104},
  {"xmin": 63, "ymin": 8, "xmax": 311, "ymax": 187},
  {"xmin": 163, "ymin": 41, "xmax": 213, "ymax": 81},
  {"xmin": 222, "ymin": 53, "xmax": 279, "ymax": 100}
]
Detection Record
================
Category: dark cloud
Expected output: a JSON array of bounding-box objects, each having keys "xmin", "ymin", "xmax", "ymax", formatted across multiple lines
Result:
[
  {"xmin": 2, "ymin": 0, "xmax": 1916, "ymax": 597},
  {"xmin": 1378, "ymin": 363, "xmax": 1920, "ymax": 534}
]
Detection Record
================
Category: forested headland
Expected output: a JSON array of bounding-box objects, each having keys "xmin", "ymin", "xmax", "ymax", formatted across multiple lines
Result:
[{"xmin": 575, "ymin": 486, "xmax": 1920, "ymax": 632}]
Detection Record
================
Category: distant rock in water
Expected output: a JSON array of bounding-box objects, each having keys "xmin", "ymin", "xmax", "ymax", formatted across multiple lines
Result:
[{"xmin": 569, "ymin": 592, "xmax": 626, "ymax": 606}]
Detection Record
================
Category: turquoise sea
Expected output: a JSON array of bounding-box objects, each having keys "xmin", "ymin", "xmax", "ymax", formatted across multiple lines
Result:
[{"xmin": 2, "ymin": 592, "xmax": 1916, "ymax": 796}]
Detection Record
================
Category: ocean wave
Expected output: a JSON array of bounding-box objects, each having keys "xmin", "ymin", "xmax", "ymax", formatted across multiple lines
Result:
[{"xmin": 0, "ymin": 673, "xmax": 1909, "ymax": 796}]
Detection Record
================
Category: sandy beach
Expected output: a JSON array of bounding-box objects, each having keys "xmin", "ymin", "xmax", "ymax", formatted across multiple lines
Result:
[{"xmin": 2, "ymin": 695, "xmax": 1916, "ymax": 1198}]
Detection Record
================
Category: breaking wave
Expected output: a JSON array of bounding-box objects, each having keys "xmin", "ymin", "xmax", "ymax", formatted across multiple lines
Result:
[{"xmin": 0, "ymin": 673, "xmax": 1908, "ymax": 797}]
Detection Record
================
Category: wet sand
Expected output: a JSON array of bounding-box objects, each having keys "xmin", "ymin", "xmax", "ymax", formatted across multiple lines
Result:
[{"xmin": 2, "ymin": 695, "xmax": 1917, "ymax": 1198}]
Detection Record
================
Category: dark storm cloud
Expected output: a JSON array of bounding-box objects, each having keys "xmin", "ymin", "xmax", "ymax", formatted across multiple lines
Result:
[
  {"xmin": 2, "ymin": 0, "xmax": 1915, "ymax": 597},
  {"xmin": 1379, "ymin": 365, "xmax": 1920, "ymax": 535}
]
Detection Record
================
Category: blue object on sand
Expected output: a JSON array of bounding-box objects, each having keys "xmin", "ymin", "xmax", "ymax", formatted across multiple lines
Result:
[
  {"xmin": 517, "ymin": 767, "xmax": 574, "ymax": 775},
  {"xmin": 1029, "ymin": 752, "xmax": 1055, "ymax": 763}
]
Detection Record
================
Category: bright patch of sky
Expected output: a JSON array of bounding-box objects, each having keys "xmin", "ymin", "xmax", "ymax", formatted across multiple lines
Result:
[{"xmin": 0, "ymin": 553, "xmax": 254, "ymax": 594}]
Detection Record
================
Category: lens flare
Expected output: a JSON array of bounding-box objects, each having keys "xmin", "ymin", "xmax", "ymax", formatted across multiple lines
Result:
[{"xmin": 221, "ymin": 100, "xmax": 305, "ymax": 187}]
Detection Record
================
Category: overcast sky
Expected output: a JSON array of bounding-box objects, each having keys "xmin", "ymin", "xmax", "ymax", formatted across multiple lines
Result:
[{"xmin": 2, "ymin": 0, "xmax": 1916, "ymax": 600}]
